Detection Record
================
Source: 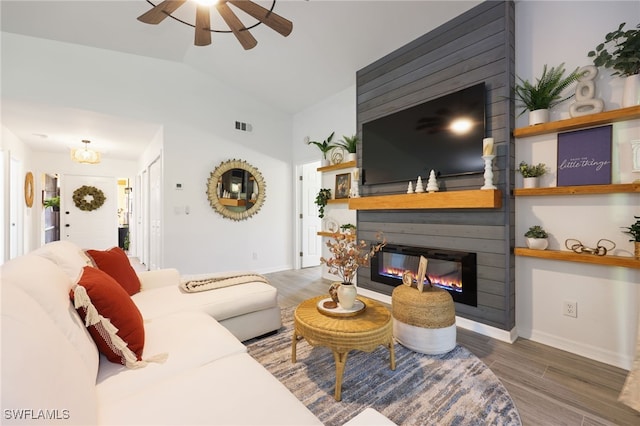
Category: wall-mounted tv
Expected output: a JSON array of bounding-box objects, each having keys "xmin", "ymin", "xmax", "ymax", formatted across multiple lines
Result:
[{"xmin": 361, "ymin": 82, "xmax": 486, "ymax": 185}]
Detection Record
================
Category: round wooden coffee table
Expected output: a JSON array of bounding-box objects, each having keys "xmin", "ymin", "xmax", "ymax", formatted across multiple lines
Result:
[{"xmin": 291, "ymin": 295, "xmax": 395, "ymax": 401}]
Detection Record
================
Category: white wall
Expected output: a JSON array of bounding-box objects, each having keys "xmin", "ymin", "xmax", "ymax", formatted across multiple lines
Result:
[
  {"xmin": 292, "ymin": 86, "xmax": 358, "ymax": 279},
  {"xmin": 515, "ymin": 0, "xmax": 640, "ymax": 369},
  {"xmin": 0, "ymin": 126, "xmax": 33, "ymax": 259},
  {"xmin": 1, "ymin": 33, "xmax": 293, "ymax": 274}
]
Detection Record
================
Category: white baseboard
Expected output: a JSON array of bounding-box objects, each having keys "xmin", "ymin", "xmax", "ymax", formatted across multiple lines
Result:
[
  {"xmin": 518, "ymin": 327, "xmax": 632, "ymax": 370},
  {"xmin": 455, "ymin": 316, "xmax": 518, "ymax": 344}
]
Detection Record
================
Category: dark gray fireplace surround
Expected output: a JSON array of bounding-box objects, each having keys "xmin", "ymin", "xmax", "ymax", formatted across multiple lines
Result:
[{"xmin": 355, "ymin": 1, "xmax": 516, "ymax": 331}]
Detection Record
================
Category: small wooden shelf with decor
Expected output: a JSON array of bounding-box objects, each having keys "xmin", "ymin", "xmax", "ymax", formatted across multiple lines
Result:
[
  {"xmin": 316, "ymin": 231, "xmax": 355, "ymax": 238},
  {"xmin": 219, "ymin": 198, "xmax": 246, "ymax": 207},
  {"xmin": 327, "ymin": 198, "xmax": 349, "ymax": 204},
  {"xmin": 317, "ymin": 161, "xmax": 356, "ymax": 172},
  {"xmin": 514, "ymin": 247, "xmax": 640, "ymax": 269},
  {"xmin": 513, "ymin": 183, "xmax": 640, "ymax": 196},
  {"xmin": 513, "ymin": 105, "xmax": 640, "ymax": 138},
  {"xmin": 348, "ymin": 189, "xmax": 502, "ymax": 210}
]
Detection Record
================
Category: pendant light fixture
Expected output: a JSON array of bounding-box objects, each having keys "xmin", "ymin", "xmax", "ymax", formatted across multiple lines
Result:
[{"xmin": 71, "ymin": 140, "xmax": 101, "ymax": 164}]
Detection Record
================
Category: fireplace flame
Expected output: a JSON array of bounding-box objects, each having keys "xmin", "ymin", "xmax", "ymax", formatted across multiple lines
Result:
[{"xmin": 382, "ymin": 268, "xmax": 462, "ymax": 292}]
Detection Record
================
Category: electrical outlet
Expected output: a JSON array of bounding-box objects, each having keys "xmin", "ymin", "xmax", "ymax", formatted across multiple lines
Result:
[
  {"xmin": 252, "ymin": 252, "xmax": 258, "ymax": 261},
  {"xmin": 563, "ymin": 300, "xmax": 577, "ymax": 318}
]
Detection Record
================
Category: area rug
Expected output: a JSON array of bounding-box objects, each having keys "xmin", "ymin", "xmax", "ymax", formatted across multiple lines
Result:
[{"xmin": 247, "ymin": 307, "xmax": 521, "ymax": 426}]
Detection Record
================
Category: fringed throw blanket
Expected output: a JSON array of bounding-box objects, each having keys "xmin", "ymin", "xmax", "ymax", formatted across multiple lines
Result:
[{"xmin": 180, "ymin": 273, "xmax": 269, "ymax": 293}]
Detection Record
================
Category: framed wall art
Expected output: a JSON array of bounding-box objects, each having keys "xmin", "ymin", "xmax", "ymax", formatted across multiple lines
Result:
[
  {"xmin": 557, "ymin": 125, "xmax": 612, "ymax": 186},
  {"xmin": 335, "ymin": 173, "xmax": 351, "ymax": 199}
]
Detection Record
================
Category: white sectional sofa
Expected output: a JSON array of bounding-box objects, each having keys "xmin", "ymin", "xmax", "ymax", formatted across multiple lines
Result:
[
  {"xmin": 1, "ymin": 241, "xmax": 325, "ymax": 425},
  {"xmin": 1, "ymin": 241, "xmax": 393, "ymax": 425}
]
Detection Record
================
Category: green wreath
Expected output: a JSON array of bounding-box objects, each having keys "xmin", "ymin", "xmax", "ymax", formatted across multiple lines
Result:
[{"xmin": 73, "ymin": 185, "xmax": 106, "ymax": 211}]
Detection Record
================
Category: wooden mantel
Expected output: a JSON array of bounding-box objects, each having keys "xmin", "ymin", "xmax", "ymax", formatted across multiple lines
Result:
[{"xmin": 348, "ymin": 189, "xmax": 502, "ymax": 210}]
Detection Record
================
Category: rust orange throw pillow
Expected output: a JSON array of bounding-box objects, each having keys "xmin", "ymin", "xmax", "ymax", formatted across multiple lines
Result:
[
  {"xmin": 70, "ymin": 266, "xmax": 145, "ymax": 367},
  {"xmin": 86, "ymin": 247, "xmax": 141, "ymax": 295}
]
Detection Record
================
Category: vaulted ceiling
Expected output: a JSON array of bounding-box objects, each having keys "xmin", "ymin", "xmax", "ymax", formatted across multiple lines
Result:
[{"xmin": 1, "ymin": 0, "xmax": 481, "ymax": 159}]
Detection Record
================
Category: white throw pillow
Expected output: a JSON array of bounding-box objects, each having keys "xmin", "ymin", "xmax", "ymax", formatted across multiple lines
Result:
[{"xmin": 31, "ymin": 240, "xmax": 92, "ymax": 282}]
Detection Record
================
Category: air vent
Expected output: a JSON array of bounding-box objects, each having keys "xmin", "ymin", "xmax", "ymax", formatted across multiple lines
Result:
[{"xmin": 235, "ymin": 121, "xmax": 252, "ymax": 132}]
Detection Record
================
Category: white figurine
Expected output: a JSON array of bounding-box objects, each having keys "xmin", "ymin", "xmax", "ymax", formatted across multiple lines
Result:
[
  {"xmin": 407, "ymin": 181, "xmax": 414, "ymax": 194},
  {"xmin": 415, "ymin": 176, "xmax": 425, "ymax": 193},
  {"xmin": 570, "ymin": 65, "xmax": 604, "ymax": 118},
  {"xmin": 426, "ymin": 169, "xmax": 439, "ymax": 193}
]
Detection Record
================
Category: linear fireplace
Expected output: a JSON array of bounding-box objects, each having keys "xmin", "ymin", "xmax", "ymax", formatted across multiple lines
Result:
[{"xmin": 370, "ymin": 244, "xmax": 477, "ymax": 307}]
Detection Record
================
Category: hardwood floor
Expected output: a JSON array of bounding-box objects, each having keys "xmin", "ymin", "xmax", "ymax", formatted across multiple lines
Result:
[{"xmin": 264, "ymin": 266, "xmax": 640, "ymax": 426}]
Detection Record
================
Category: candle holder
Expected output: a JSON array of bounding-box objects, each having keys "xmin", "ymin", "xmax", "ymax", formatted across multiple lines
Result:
[{"xmin": 481, "ymin": 155, "xmax": 496, "ymax": 190}]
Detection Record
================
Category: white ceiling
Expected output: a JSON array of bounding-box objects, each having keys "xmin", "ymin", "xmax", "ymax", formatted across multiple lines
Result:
[{"xmin": 1, "ymin": 0, "xmax": 481, "ymax": 160}]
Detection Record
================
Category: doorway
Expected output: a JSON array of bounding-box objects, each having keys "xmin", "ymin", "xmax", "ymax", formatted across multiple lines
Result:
[
  {"xmin": 298, "ymin": 161, "xmax": 322, "ymax": 268},
  {"xmin": 43, "ymin": 173, "xmax": 60, "ymax": 244}
]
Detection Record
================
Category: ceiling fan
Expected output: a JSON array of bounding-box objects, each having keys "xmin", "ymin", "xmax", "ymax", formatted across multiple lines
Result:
[{"xmin": 137, "ymin": 0, "xmax": 293, "ymax": 49}]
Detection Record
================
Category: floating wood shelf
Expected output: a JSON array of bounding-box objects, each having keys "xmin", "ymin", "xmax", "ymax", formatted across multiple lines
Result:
[
  {"xmin": 317, "ymin": 161, "xmax": 356, "ymax": 172},
  {"xmin": 514, "ymin": 247, "xmax": 640, "ymax": 269},
  {"xmin": 513, "ymin": 183, "xmax": 640, "ymax": 196},
  {"xmin": 317, "ymin": 231, "xmax": 353, "ymax": 238},
  {"xmin": 327, "ymin": 199, "xmax": 349, "ymax": 204},
  {"xmin": 513, "ymin": 105, "xmax": 640, "ymax": 138},
  {"xmin": 348, "ymin": 189, "xmax": 502, "ymax": 210}
]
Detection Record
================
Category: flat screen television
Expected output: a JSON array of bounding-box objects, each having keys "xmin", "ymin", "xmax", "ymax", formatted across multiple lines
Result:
[{"xmin": 361, "ymin": 82, "xmax": 486, "ymax": 185}]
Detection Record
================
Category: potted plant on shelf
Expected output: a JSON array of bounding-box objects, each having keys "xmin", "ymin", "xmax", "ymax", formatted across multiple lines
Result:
[
  {"xmin": 315, "ymin": 188, "xmax": 332, "ymax": 219},
  {"xmin": 336, "ymin": 134, "xmax": 359, "ymax": 163},
  {"xmin": 340, "ymin": 223, "xmax": 356, "ymax": 233},
  {"xmin": 514, "ymin": 63, "xmax": 582, "ymax": 125},
  {"xmin": 622, "ymin": 215, "xmax": 640, "ymax": 259},
  {"xmin": 524, "ymin": 225, "xmax": 549, "ymax": 250},
  {"xmin": 321, "ymin": 232, "xmax": 386, "ymax": 309},
  {"xmin": 43, "ymin": 196, "xmax": 60, "ymax": 211},
  {"xmin": 588, "ymin": 22, "xmax": 640, "ymax": 107},
  {"xmin": 307, "ymin": 132, "xmax": 336, "ymax": 167},
  {"xmin": 518, "ymin": 161, "xmax": 547, "ymax": 188}
]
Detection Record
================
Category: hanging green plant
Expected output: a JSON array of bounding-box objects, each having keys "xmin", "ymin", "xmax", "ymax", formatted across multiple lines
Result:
[
  {"xmin": 315, "ymin": 188, "xmax": 332, "ymax": 218},
  {"xmin": 73, "ymin": 185, "xmax": 106, "ymax": 211}
]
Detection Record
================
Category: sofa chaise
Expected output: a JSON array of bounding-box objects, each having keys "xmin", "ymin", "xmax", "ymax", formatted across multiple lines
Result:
[{"xmin": 1, "ymin": 241, "xmax": 393, "ymax": 425}]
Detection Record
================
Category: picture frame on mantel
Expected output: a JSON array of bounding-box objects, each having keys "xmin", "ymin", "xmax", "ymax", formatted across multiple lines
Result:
[
  {"xmin": 557, "ymin": 125, "xmax": 612, "ymax": 186},
  {"xmin": 335, "ymin": 173, "xmax": 351, "ymax": 199}
]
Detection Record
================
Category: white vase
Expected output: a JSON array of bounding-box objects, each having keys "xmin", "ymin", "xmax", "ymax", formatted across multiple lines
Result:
[
  {"xmin": 523, "ymin": 177, "xmax": 539, "ymax": 188},
  {"xmin": 321, "ymin": 158, "xmax": 330, "ymax": 167},
  {"xmin": 337, "ymin": 283, "xmax": 357, "ymax": 309},
  {"xmin": 526, "ymin": 238, "xmax": 548, "ymax": 250},
  {"xmin": 346, "ymin": 153, "xmax": 357, "ymax": 163},
  {"xmin": 622, "ymin": 74, "xmax": 640, "ymax": 108},
  {"xmin": 529, "ymin": 109, "xmax": 549, "ymax": 126}
]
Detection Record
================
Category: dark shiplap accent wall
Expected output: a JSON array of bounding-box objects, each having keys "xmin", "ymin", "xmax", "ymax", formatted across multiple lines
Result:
[{"xmin": 356, "ymin": 1, "xmax": 516, "ymax": 330}]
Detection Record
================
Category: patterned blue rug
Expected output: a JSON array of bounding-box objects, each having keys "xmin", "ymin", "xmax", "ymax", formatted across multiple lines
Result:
[{"xmin": 247, "ymin": 307, "xmax": 521, "ymax": 426}]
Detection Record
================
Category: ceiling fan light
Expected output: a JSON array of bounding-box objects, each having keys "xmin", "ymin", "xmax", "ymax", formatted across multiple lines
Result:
[{"xmin": 194, "ymin": 0, "xmax": 219, "ymax": 6}]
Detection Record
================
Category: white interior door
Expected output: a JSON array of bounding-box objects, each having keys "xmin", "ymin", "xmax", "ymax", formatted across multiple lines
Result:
[
  {"xmin": 300, "ymin": 161, "xmax": 322, "ymax": 268},
  {"xmin": 148, "ymin": 157, "xmax": 162, "ymax": 270},
  {"xmin": 9, "ymin": 156, "xmax": 22, "ymax": 259},
  {"xmin": 61, "ymin": 174, "xmax": 118, "ymax": 250}
]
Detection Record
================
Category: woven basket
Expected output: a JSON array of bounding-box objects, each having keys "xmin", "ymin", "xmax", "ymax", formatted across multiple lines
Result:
[{"xmin": 392, "ymin": 285, "xmax": 455, "ymax": 329}]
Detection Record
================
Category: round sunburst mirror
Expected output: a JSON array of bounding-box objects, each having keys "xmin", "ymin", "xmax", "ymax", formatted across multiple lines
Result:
[{"xmin": 206, "ymin": 159, "xmax": 266, "ymax": 221}]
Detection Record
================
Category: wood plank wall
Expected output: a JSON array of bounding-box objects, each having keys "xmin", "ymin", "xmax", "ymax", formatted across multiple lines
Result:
[{"xmin": 355, "ymin": 1, "xmax": 516, "ymax": 330}]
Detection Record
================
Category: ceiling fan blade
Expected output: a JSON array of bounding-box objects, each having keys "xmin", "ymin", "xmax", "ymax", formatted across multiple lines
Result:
[
  {"xmin": 194, "ymin": 4, "xmax": 212, "ymax": 46},
  {"xmin": 216, "ymin": 2, "xmax": 258, "ymax": 50},
  {"xmin": 227, "ymin": 0, "xmax": 293, "ymax": 37},
  {"xmin": 137, "ymin": 0, "xmax": 187, "ymax": 24}
]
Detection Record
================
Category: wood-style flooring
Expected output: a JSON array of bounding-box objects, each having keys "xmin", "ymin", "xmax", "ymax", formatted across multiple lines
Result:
[{"xmin": 264, "ymin": 266, "xmax": 640, "ymax": 426}]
